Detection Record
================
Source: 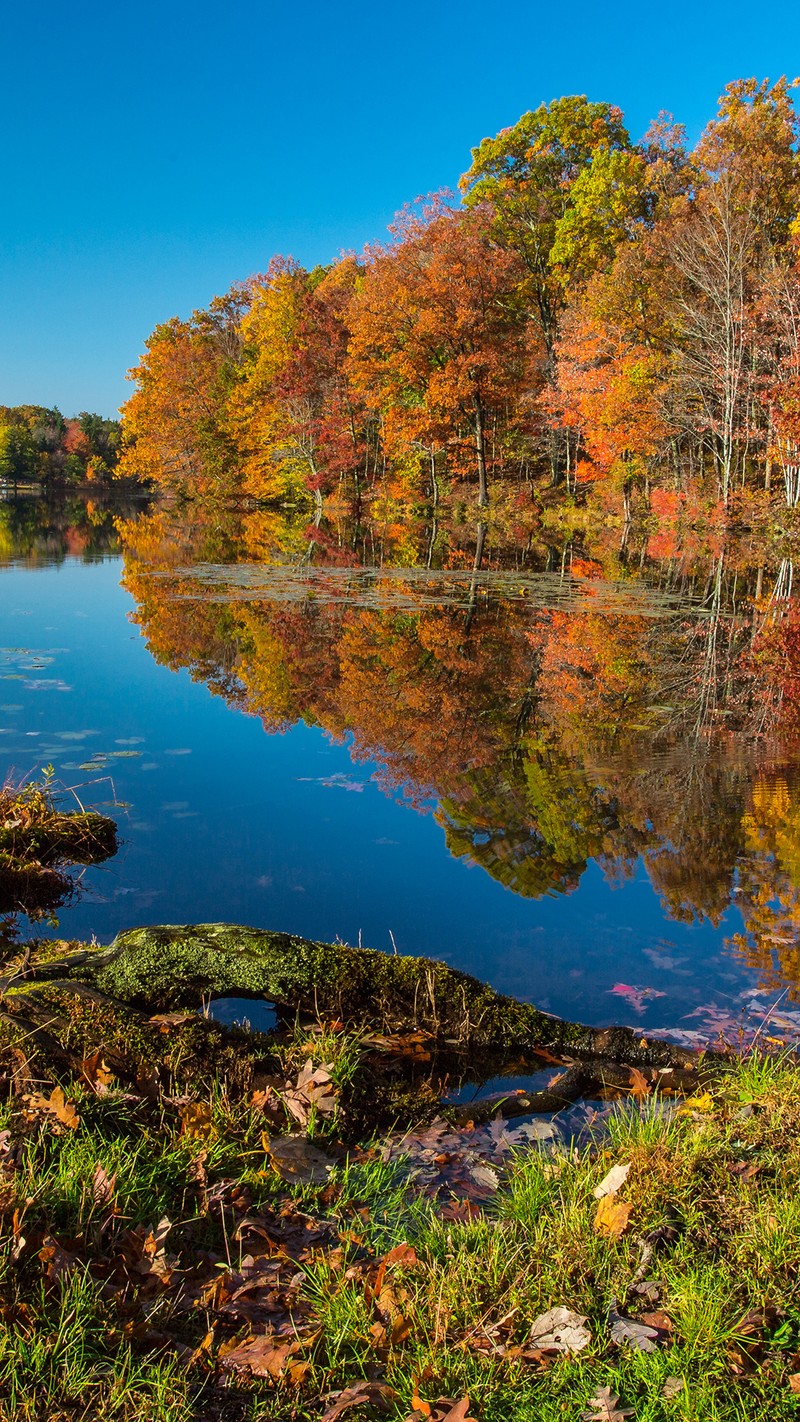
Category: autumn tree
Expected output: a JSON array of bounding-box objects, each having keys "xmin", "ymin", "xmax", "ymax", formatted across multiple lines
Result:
[
  {"xmin": 664, "ymin": 79, "xmax": 800, "ymax": 502},
  {"xmin": 459, "ymin": 97, "xmax": 636, "ymax": 362},
  {"xmin": 349, "ymin": 201, "xmax": 535, "ymax": 507},
  {"xmin": 119, "ymin": 284, "xmax": 252, "ymax": 495},
  {"xmin": 228, "ymin": 257, "xmax": 378, "ymax": 510}
]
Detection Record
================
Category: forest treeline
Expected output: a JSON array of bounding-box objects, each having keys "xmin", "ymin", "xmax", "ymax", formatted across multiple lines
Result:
[
  {"xmin": 0, "ymin": 405, "xmax": 122, "ymax": 487},
  {"xmin": 119, "ymin": 78, "xmax": 800, "ymax": 521}
]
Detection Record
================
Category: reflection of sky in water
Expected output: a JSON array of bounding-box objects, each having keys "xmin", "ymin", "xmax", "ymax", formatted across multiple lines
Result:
[{"xmin": 0, "ymin": 552, "xmax": 770, "ymax": 1039}]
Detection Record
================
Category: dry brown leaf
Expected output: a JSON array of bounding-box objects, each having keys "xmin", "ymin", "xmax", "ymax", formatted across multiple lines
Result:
[
  {"xmin": 283, "ymin": 1060, "xmax": 339, "ymax": 1126},
  {"xmin": 528, "ymin": 1306, "xmax": 591, "ymax": 1353},
  {"xmin": 608, "ymin": 1298, "xmax": 660, "ymax": 1352},
  {"xmin": 662, "ymin": 1376, "xmax": 684, "ymax": 1399},
  {"xmin": 593, "ymin": 1162, "xmax": 631, "ymax": 1199},
  {"xmin": 727, "ymin": 1161, "xmax": 761, "ymax": 1182},
  {"xmin": 422, "ymin": 1401, "xmax": 477, "ymax": 1422},
  {"xmin": 628, "ymin": 1067, "xmax": 650, "ymax": 1101},
  {"xmin": 789, "ymin": 1373, "xmax": 800, "ymax": 1395},
  {"xmin": 92, "ymin": 1162, "xmax": 117, "ymax": 1206},
  {"xmin": 265, "ymin": 1134, "xmax": 336, "ymax": 1185},
  {"xmin": 320, "ymin": 1380, "xmax": 398, "ymax": 1420},
  {"xmin": 594, "ymin": 1195, "xmax": 632, "ymax": 1239},
  {"xmin": 24, "ymin": 1085, "xmax": 79, "ymax": 1132},
  {"xmin": 581, "ymin": 1387, "xmax": 633, "ymax": 1421},
  {"xmin": 385, "ymin": 1242, "xmax": 418, "ymax": 1268},
  {"xmin": 80, "ymin": 1050, "xmax": 114, "ymax": 1093},
  {"xmin": 149, "ymin": 1010, "xmax": 196, "ymax": 1028},
  {"xmin": 219, "ymin": 1334, "xmax": 296, "ymax": 1379},
  {"xmin": 641, "ymin": 1309, "xmax": 673, "ymax": 1334},
  {"xmin": 39, "ymin": 1235, "xmax": 77, "ymax": 1283}
]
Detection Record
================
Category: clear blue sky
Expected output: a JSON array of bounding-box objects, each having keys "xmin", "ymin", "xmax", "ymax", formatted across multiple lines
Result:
[{"xmin": 1, "ymin": 0, "xmax": 798, "ymax": 419}]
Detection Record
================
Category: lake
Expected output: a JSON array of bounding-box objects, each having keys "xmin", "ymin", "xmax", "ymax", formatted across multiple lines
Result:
[{"xmin": 2, "ymin": 492, "xmax": 799, "ymax": 1048}]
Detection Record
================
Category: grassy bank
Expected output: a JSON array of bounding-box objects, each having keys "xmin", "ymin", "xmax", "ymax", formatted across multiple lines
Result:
[{"xmin": 0, "ymin": 1025, "xmax": 799, "ymax": 1422}]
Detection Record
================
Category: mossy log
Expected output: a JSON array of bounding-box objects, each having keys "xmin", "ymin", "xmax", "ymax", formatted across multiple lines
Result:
[{"xmin": 5, "ymin": 922, "xmax": 706, "ymax": 1071}]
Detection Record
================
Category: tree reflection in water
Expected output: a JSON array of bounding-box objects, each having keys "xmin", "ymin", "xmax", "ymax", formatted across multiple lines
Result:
[{"xmin": 118, "ymin": 503, "xmax": 800, "ymax": 1007}]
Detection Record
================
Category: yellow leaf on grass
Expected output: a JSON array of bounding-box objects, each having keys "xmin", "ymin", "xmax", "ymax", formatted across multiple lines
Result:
[
  {"xmin": 24, "ymin": 1086, "xmax": 80, "ymax": 1131},
  {"xmin": 594, "ymin": 1195, "xmax": 632, "ymax": 1240},
  {"xmin": 677, "ymin": 1092, "xmax": 714, "ymax": 1116},
  {"xmin": 181, "ymin": 1102, "xmax": 216, "ymax": 1141}
]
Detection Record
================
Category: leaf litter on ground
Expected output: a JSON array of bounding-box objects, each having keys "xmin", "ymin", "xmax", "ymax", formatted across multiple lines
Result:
[
  {"xmin": 528, "ymin": 1306, "xmax": 592, "ymax": 1353},
  {"xmin": 581, "ymin": 1386, "xmax": 634, "ymax": 1421}
]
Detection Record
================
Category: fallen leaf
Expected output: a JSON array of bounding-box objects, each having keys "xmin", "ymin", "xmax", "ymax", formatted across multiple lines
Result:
[
  {"xmin": 92, "ymin": 1163, "xmax": 117, "ymax": 1206},
  {"xmin": 283, "ymin": 1060, "xmax": 339, "ymax": 1126},
  {"xmin": 385, "ymin": 1243, "xmax": 418, "ymax": 1268},
  {"xmin": 405, "ymin": 1401, "xmax": 477, "ymax": 1422},
  {"xmin": 789, "ymin": 1374, "xmax": 800, "ymax": 1395},
  {"xmin": 181, "ymin": 1101, "xmax": 216, "ymax": 1141},
  {"xmin": 528, "ymin": 1306, "xmax": 591, "ymax": 1353},
  {"xmin": 250, "ymin": 1086, "xmax": 284, "ymax": 1123},
  {"xmin": 628, "ymin": 1279, "xmax": 661, "ymax": 1306},
  {"xmin": 628, "ymin": 1067, "xmax": 650, "ymax": 1101},
  {"xmin": 594, "ymin": 1195, "xmax": 632, "ymax": 1240},
  {"xmin": 149, "ymin": 1010, "xmax": 196, "ymax": 1028},
  {"xmin": 265, "ymin": 1135, "xmax": 336, "ymax": 1185},
  {"xmin": 581, "ymin": 1386, "xmax": 634, "ymax": 1421},
  {"xmin": 593, "ymin": 1162, "xmax": 631, "ymax": 1199},
  {"xmin": 24, "ymin": 1085, "xmax": 79, "ymax": 1132},
  {"xmin": 640, "ymin": 1309, "xmax": 673, "ymax": 1335},
  {"xmin": 219, "ymin": 1334, "xmax": 297, "ymax": 1379},
  {"xmin": 677, "ymin": 1092, "xmax": 714, "ymax": 1116},
  {"xmin": 39, "ymin": 1235, "xmax": 76, "ymax": 1283},
  {"xmin": 727, "ymin": 1161, "xmax": 761, "ymax": 1182},
  {"xmin": 662, "ymin": 1376, "xmax": 684, "ymax": 1399},
  {"xmin": 434, "ymin": 1401, "xmax": 477, "ymax": 1422},
  {"xmin": 608, "ymin": 1297, "xmax": 660, "ymax": 1352},
  {"xmin": 79, "ymin": 1050, "xmax": 114, "ymax": 1093},
  {"xmin": 320, "ymin": 1379, "xmax": 398, "ymax": 1420}
]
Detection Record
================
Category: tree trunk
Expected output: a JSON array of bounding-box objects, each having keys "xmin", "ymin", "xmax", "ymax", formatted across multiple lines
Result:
[{"xmin": 474, "ymin": 398, "xmax": 489, "ymax": 508}]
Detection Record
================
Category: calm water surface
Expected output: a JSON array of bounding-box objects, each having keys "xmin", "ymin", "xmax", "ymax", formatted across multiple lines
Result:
[{"xmin": 2, "ymin": 496, "xmax": 799, "ymax": 1047}]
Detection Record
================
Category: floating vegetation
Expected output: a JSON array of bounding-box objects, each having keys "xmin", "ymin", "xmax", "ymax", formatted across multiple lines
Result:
[
  {"xmin": 143, "ymin": 562, "xmax": 714, "ymax": 618},
  {"xmin": 0, "ymin": 775, "xmax": 118, "ymax": 918}
]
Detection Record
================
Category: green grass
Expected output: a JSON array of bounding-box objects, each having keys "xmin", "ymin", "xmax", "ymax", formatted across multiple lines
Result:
[{"xmin": 1, "ymin": 1052, "xmax": 800, "ymax": 1420}]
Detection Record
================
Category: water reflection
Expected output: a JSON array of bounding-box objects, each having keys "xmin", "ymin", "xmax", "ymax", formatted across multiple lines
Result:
[
  {"xmin": 117, "ymin": 501, "xmax": 800, "ymax": 1027},
  {"xmin": 2, "ymin": 492, "xmax": 800, "ymax": 1043}
]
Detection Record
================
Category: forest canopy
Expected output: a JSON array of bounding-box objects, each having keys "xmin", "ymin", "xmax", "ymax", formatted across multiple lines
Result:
[{"xmin": 118, "ymin": 78, "xmax": 800, "ymax": 521}]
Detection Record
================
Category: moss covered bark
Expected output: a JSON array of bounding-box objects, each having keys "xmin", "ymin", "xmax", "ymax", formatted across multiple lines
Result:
[{"xmin": 14, "ymin": 921, "xmax": 703, "ymax": 1070}]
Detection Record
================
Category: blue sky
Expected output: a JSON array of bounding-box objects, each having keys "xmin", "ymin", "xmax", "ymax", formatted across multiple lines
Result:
[{"xmin": 1, "ymin": 0, "xmax": 798, "ymax": 418}]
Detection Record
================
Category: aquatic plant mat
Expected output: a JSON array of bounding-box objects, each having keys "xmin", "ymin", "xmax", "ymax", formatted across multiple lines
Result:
[
  {"xmin": 0, "ymin": 780, "xmax": 117, "ymax": 917},
  {"xmin": 0, "ymin": 925, "xmax": 799, "ymax": 1419}
]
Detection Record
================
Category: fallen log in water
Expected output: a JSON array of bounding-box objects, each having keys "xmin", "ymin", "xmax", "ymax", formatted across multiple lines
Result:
[{"xmin": 4, "ymin": 921, "xmax": 709, "ymax": 1074}]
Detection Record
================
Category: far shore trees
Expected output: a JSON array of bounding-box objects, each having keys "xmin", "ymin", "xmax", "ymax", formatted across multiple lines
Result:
[{"xmin": 118, "ymin": 77, "xmax": 800, "ymax": 524}]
